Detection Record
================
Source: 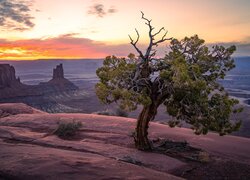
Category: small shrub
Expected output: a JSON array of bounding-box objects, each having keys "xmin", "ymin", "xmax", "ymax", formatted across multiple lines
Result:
[
  {"xmin": 93, "ymin": 109, "xmax": 115, "ymax": 116},
  {"xmin": 93, "ymin": 108, "xmax": 129, "ymax": 117},
  {"xmin": 116, "ymin": 108, "xmax": 128, "ymax": 117},
  {"xmin": 120, "ymin": 156, "xmax": 142, "ymax": 165},
  {"xmin": 53, "ymin": 121, "xmax": 82, "ymax": 139},
  {"xmin": 198, "ymin": 151, "xmax": 210, "ymax": 162}
]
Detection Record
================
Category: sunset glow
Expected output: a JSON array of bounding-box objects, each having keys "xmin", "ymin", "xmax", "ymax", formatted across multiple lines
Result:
[{"xmin": 1, "ymin": 0, "xmax": 250, "ymax": 60}]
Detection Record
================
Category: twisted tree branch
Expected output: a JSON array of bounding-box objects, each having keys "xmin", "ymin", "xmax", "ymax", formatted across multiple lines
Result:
[
  {"xmin": 128, "ymin": 11, "xmax": 172, "ymax": 60},
  {"xmin": 129, "ymin": 28, "xmax": 144, "ymax": 59}
]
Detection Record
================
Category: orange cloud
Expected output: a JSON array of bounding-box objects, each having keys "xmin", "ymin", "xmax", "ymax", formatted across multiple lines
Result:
[
  {"xmin": 0, "ymin": 34, "xmax": 136, "ymax": 60},
  {"xmin": 1, "ymin": 33, "xmax": 248, "ymax": 60}
]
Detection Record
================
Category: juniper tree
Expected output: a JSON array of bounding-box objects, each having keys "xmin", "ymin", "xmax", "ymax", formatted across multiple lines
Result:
[{"xmin": 96, "ymin": 12, "xmax": 242, "ymax": 150}]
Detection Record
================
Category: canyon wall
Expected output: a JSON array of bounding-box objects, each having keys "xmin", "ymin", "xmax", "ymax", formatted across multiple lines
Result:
[{"xmin": 0, "ymin": 64, "xmax": 20, "ymax": 88}]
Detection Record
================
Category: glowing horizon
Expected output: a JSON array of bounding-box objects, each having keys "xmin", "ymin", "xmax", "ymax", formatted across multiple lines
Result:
[{"xmin": 1, "ymin": 0, "xmax": 250, "ymax": 60}]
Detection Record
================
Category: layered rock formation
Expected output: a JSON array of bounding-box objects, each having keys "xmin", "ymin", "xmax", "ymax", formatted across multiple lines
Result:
[
  {"xmin": 46, "ymin": 63, "xmax": 78, "ymax": 91},
  {"xmin": 53, "ymin": 64, "xmax": 64, "ymax": 79},
  {"xmin": 0, "ymin": 64, "xmax": 21, "ymax": 88},
  {"xmin": 0, "ymin": 64, "xmax": 78, "ymax": 99}
]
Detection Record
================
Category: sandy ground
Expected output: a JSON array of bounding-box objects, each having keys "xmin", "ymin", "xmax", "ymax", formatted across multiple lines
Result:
[{"xmin": 1, "ymin": 103, "xmax": 250, "ymax": 180}]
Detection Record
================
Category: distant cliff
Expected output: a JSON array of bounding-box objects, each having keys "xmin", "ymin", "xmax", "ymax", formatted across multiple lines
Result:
[
  {"xmin": 41, "ymin": 63, "xmax": 78, "ymax": 91},
  {"xmin": 53, "ymin": 64, "xmax": 64, "ymax": 79},
  {"xmin": 0, "ymin": 63, "xmax": 78, "ymax": 99},
  {"xmin": 0, "ymin": 64, "xmax": 21, "ymax": 88}
]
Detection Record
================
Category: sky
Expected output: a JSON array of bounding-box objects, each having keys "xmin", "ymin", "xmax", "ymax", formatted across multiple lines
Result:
[{"xmin": 0, "ymin": 0, "xmax": 250, "ymax": 60}]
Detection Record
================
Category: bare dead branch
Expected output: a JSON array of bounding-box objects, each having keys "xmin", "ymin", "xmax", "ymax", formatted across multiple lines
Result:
[
  {"xmin": 149, "ymin": 49, "xmax": 157, "ymax": 59},
  {"xmin": 153, "ymin": 27, "xmax": 165, "ymax": 37},
  {"xmin": 140, "ymin": 11, "xmax": 155, "ymax": 59},
  {"xmin": 128, "ymin": 29, "xmax": 140, "ymax": 44},
  {"xmin": 129, "ymin": 12, "xmax": 172, "ymax": 61},
  {"xmin": 141, "ymin": 11, "xmax": 152, "ymax": 27},
  {"xmin": 128, "ymin": 28, "xmax": 144, "ymax": 59},
  {"xmin": 153, "ymin": 31, "xmax": 172, "ymax": 46},
  {"xmin": 140, "ymin": 12, "xmax": 172, "ymax": 60}
]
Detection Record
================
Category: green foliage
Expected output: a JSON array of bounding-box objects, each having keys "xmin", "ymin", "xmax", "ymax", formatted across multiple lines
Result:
[
  {"xmin": 93, "ymin": 109, "xmax": 115, "ymax": 116},
  {"xmin": 163, "ymin": 35, "xmax": 241, "ymax": 135},
  {"xmin": 93, "ymin": 108, "xmax": 129, "ymax": 117},
  {"xmin": 96, "ymin": 55, "xmax": 151, "ymax": 111},
  {"xmin": 96, "ymin": 34, "xmax": 242, "ymax": 136},
  {"xmin": 53, "ymin": 121, "xmax": 82, "ymax": 139},
  {"xmin": 116, "ymin": 108, "xmax": 129, "ymax": 117}
]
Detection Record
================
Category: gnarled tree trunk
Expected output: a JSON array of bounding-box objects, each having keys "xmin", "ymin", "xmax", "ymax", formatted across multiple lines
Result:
[{"xmin": 135, "ymin": 103, "xmax": 158, "ymax": 150}]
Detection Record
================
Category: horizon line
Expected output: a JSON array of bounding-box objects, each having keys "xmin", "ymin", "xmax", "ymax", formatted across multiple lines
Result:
[
  {"xmin": 1, "ymin": 56, "xmax": 250, "ymax": 61},
  {"xmin": 0, "ymin": 58, "xmax": 105, "ymax": 61}
]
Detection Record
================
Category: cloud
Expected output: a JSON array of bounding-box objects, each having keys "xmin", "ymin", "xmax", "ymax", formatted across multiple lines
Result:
[
  {"xmin": 88, "ymin": 3, "xmax": 117, "ymax": 18},
  {"xmin": 0, "ymin": 0, "xmax": 35, "ymax": 31},
  {"xmin": 0, "ymin": 34, "xmax": 135, "ymax": 59},
  {"xmin": 107, "ymin": 6, "xmax": 117, "ymax": 14},
  {"xmin": 1, "ymin": 33, "xmax": 249, "ymax": 60}
]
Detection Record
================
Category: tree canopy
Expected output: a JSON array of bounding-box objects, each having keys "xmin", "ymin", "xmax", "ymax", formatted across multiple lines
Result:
[{"xmin": 96, "ymin": 12, "xmax": 242, "ymax": 150}]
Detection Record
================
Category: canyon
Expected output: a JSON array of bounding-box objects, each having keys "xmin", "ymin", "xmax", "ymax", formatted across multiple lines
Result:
[{"xmin": 0, "ymin": 63, "xmax": 79, "ymax": 112}]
